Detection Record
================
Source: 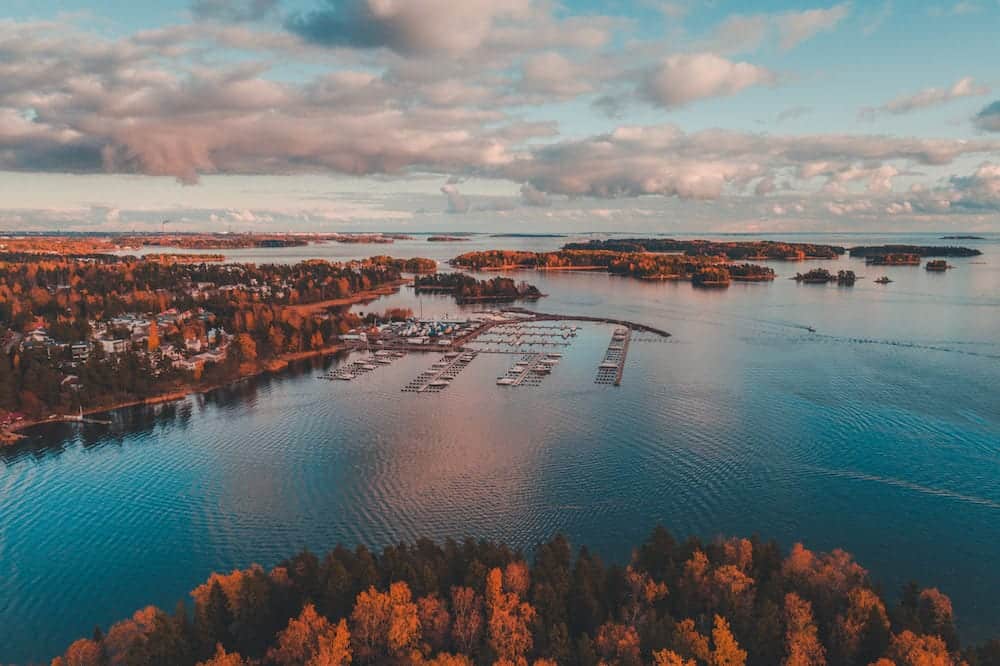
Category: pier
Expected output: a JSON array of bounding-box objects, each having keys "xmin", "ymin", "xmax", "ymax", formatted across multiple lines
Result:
[
  {"xmin": 323, "ymin": 350, "xmax": 405, "ymax": 381},
  {"xmin": 501, "ymin": 308, "xmax": 671, "ymax": 339},
  {"xmin": 403, "ymin": 351, "xmax": 479, "ymax": 393},
  {"xmin": 595, "ymin": 327, "xmax": 630, "ymax": 386},
  {"xmin": 496, "ymin": 353, "xmax": 561, "ymax": 387}
]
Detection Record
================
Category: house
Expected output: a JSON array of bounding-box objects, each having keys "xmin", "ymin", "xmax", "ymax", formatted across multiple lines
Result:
[
  {"xmin": 71, "ymin": 342, "xmax": 90, "ymax": 362},
  {"xmin": 99, "ymin": 338, "xmax": 128, "ymax": 355}
]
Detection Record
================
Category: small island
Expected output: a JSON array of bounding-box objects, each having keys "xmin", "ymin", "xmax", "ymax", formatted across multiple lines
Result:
[
  {"xmin": 692, "ymin": 266, "xmax": 732, "ymax": 288},
  {"xmin": 849, "ymin": 245, "xmax": 981, "ymax": 258},
  {"xmin": 940, "ymin": 235, "xmax": 985, "ymax": 240},
  {"xmin": 366, "ymin": 255, "xmax": 438, "ymax": 273},
  {"xmin": 563, "ymin": 238, "xmax": 845, "ymax": 260},
  {"xmin": 414, "ymin": 273, "xmax": 542, "ymax": 303},
  {"xmin": 926, "ymin": 259, "xmax": 953, "ymax": 272},
  {"xmin": 794, "ymin": 268, "xmax": 837, "ymax": 284},
  {"xmin": 427, "ymin": 235, "xmax": 471, "ymax": 242}
]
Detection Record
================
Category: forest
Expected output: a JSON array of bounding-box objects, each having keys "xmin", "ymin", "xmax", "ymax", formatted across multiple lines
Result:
[
  {"xmin": 414, "ymin": 274, "xmax": 543, "ymax": 303},
  {"xmin": 50, "ymin": 527, "xmax": 1000, "ymax": 666},
  {"xmin": 561, "ymin": 240, "xmax": 846, "ymax": 260}
]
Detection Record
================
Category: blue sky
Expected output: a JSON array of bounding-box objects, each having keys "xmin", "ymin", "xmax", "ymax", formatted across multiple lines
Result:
[{"xmin": 2, "ymin": 0, "xmax": 999, "ymax": 232}]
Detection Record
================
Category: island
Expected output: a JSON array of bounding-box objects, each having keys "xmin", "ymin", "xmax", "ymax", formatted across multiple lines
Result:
[
  {"xmin": 414, "ymin": 273, "xmax": 542, "ymax": 303},
  {"xmin": 563, "ymin": 238, "xmax": 845, "ymax": 260},
  {"xmin": 793, "ymin": 268, "xmax": 837, "ymax": 283},
  {"xmin": 926, "ymin": 260, "xmax": 953, "ymax": 272},
  {"xmin": 49, "ymin": 526, "xmax": 989, "ymax": 666},
  {"xmin": 427, "ymin": 235, "xmax": 471, "ymax": 242},
  {"xmin": 451, "ymin": 249, "xmax": 778, "ymax": 287},
  {"xmin": 940, "ymin": 235, "xmax": 985, "ymax": 240},
  {"xmin": 367, "ymin": 255, "xmax": 438, "ymax": 273},
  {"xmin": 848, "ymin": 245, "xmax": 981, "ymax": 258}
]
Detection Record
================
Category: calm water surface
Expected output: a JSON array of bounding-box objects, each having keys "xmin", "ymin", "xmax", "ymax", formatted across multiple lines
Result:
[{"xmin": 2, "ymin": 233, "xmax": 999, "ymax": 662}]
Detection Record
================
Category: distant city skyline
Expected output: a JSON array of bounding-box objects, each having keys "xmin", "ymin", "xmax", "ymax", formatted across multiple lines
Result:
[{"xmin": 2, "ymin": 0, "xmax": 1000, "ymax": 232}]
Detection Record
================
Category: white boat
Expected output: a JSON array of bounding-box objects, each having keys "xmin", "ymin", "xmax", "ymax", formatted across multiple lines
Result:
[
  {"xmin": 376, "ymin": 357, "xmax": 393, "ymax": 364},
  {"xmin": 429, "ymin": 379, "xmax": 449, "ymax": 387},
  {"xmin": 333, "ymin": 373, "xmax": 354, "ymax": 380},
  {"xmin": 360, "ymin": 364, "xmax": 377, "ymax": 371},
  {"xmin": 600, "ymin": 361, "xmax": 618, "ymax": 369},
  {"xmin": 496, "ymin": 377, "xmax": 515, "ymax": 386}
]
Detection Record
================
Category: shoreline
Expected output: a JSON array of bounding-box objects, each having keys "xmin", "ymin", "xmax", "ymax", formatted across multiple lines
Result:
[
  {"xmin": 3, "ymin": 281, "xmax": 407, "ymax": 445},
  {"xmin": 3, "ymin": 343, "xmax": 349, "ymax": 444}
]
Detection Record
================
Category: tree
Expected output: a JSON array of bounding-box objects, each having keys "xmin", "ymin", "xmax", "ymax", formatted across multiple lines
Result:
[
  {"xmin": 418, "ymin": 595, "xmax": 452, "ymax": 654},
  {"xmin": 451, "ymin": 586, "xmax": 484, "ymax": 655},
  {"xmin": 885, "ymin": 631, "xmax": 956, "ymax": 666},
  {"xmin": 918, "ymin": 588, "xmax": 958, "ymax": 650},
  {"xmin": 594, "ymin": 622, "xmax": 642, "ymax": 666},
  {"xmin": 195, "ymin": 644, "xmax": 248, "ymax": 666},
  {"xmin": 486, "ymin": 567, "xmax": 537, "ymax": 664},
  {"xmin": 54, "ymin": 638, "xmax": 103, "ymax": 666},
  {"xmin": 710, "ymin": 615, "xmax": 746, "ymax": 666},
  {"xmin": 653, "ymin": 649, "xmax": 696, "ymax": 666},
  {"xmin": 672, "ymin": 619, "xmax": 710, "ymax": 663},
  {"xmin": 268, "ymin": 603, "xmax": 335, "ymax": 665},
  {"xmin": 783, "ymin": 593, "xmax": 825, "ymax": 666}
]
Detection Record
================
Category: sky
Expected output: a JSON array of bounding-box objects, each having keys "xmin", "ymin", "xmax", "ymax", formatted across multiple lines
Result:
[{"xmin": 1, "ymin": 0, "xmax": 1000, "ymax": 233}]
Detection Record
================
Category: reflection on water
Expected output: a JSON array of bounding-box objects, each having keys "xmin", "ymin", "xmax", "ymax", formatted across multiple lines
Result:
[{"xmin": 2, "ymin": 233, "xmax": 999, "ymax": 663}]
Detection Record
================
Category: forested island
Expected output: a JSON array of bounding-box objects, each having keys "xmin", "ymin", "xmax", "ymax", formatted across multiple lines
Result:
[
  {"xmin": 451, "ymin": 250, "xmax": 775, "ymax": 286},
  {"xmin": 848, "ymin": 245, "xmax": 981, "ymax": 258},
  {"xmin": 0, "ymin": 255, "xmax": 412, "ymax": 438},
  {"xmin": 368, "ymin": 256, "xmax": 439, "ymax": 273},
  {"xmin": 562, "ymin": 239, "xmax": 845, "ymax": 260},
  {"xmin": 49, "ymin": 528, "xmax": 999, "ymax": 666},
  {"xmin": 414, "ymin": 273, "xmax": 543, "ymax": 303},
  {"xmin": 940, "ymin": 236, "xmax": 985, "ymax": 240},
  {"xmin": 792, "ymin": 268, "xmax": 858, "ymax": 285}
]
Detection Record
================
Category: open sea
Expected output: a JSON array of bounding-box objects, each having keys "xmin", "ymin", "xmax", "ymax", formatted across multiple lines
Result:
[{"xmin": 1, "ymin": 232, "xmax": 998, "ymax": 663}]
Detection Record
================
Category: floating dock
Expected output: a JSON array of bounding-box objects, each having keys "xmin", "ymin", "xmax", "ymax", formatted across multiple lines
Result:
[
  {"xmin": 323, "ymin": 350, "xmax": 405, "ymax": 381},
  {"xmin": 595, "ymin": 327, "xmax": 630, "ymax": 386},
  {"xmin": 496, "ymin": 352, "xmax": 561, "ymax": 387},
  {"xmin": 402, "ymin": 351, "xmax": 479, "ymax": 393}
]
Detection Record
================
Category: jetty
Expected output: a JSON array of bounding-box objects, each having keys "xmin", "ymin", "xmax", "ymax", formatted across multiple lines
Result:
[
  {"xmin": 496, "ymin": 353, "xmax": 561, "ymax": 387},
  {"xmin": 595, "ymin": 327, "xmax": 630, "ymax": 386},
  {"xmin": 402, "ymin": 351, "xmax": 479, "ymax": 393},
  {"xmin": 501, "ymin": 308, "xmax": 671, "ymax": 338}
]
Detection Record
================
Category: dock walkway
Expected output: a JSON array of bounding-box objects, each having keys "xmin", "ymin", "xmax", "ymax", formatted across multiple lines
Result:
[{"xmin": 402, "ymin": 351, "xmax": 479, "ymax": 393}]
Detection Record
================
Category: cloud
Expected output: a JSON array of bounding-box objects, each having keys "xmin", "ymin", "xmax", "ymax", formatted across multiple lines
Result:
[
  {"xmin": 861, "ymin": 77, "xmax": 990, "ymax": 119},
  {"xmin": 973, "ymin": 100, "xmax": 1000, "ymax": 132},
  {"xmin": 776, "ymin": 105, "xmax": 813, "ymax": 122},
  {"xmin": 775, "ymin": 3, "xmax": 850, "ymax": 49},
  {"xmin": 190, "ymin": 0, "xmax": 278, "ymax": 22},
  {"xmin": 520, "ymin": 182, "xmax": 550, "ymax": 206},
  {"xmin": 441, "ymin": 183, "xmax": 469, "ymax": 213},
  {"xmin": 640, "ymin": 53, "xmax": 775, "ymax": 108},
  {"xmin": 518, "ymin": 52, "xmax": 593, "ymax": 98},
  {"xmin": 286, "ymin": 0, "xmax": 532, "ymax": 55}
]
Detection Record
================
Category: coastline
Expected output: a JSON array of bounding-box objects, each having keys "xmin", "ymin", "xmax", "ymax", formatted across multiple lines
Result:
[{"xmin": 2, "ymin": 281, "xmax": 406, "ymax": 446}]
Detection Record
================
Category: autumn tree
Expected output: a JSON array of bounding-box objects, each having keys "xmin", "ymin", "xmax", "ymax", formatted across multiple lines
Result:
[
  {"xmin": 653, "ymin": 649, "xmax": 697, "ymax": 666},
  {"xmin": 196, "ymin": 644, "xmax": 248, "ymax": 666},
  {"xmin": 783, "ymin": 593, "xmax": 826, "ymax": 666},
  {"xmin": 418, "ymin": 595, "xmax": 452, "ymax": 654},
  {"xmin": 594, "ymin": 622, "xmax": 642, "ymax": 666},
  {"xmin": 451, "ymin": 586, "xmax": 484, "ymax": 655},
  {"xmin": 710, "ymin": 615, "xmax": 747, "ymax": 666},
  {"xmin": 885, "ymin": 630, "xmax": 956, "ymax": 666},
  {"xmin": 486, "ymin": 567, "xmax": 537, "ymax": 665}
]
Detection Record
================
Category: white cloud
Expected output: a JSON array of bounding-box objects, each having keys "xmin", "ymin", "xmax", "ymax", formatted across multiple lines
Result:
[
  {"xmin": 861, "ymin": 77, "xmax": 990, "ymax": 119},
  {"xmin": 775, "ymin": 3, "xmax": 850, "ymax": 49},
  {"xmin": 640, "ymin": 53, "xmax": 775, "ymax": 108}
]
